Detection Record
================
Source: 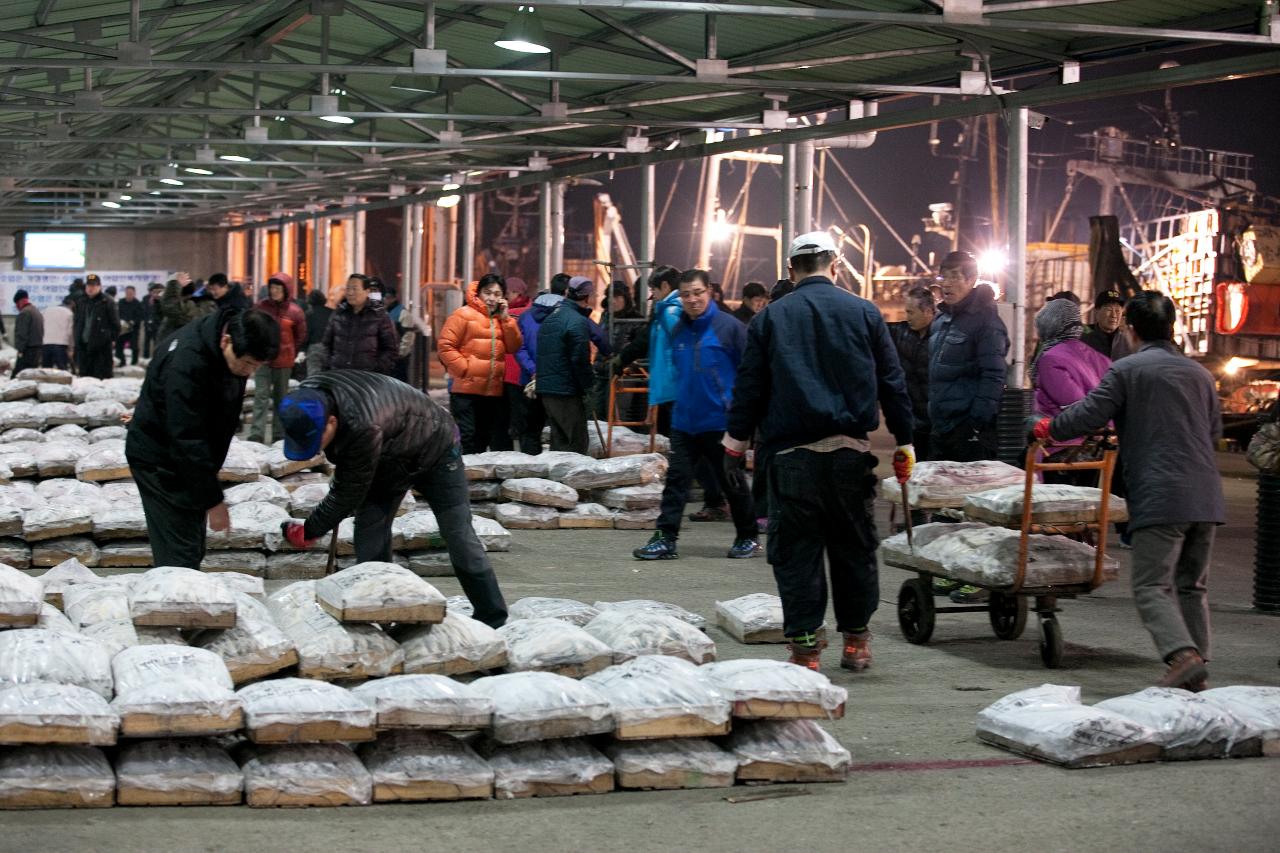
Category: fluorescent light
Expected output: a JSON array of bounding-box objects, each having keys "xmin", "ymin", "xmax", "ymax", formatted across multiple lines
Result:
[
  {"xmin": 436, "ymin": 194, "xmax": 461, "ymax": 208},
  {"xmin": 220, "ymin": 154, "xmax": 252, "ymax": 162},
  {"xmin": 119, "ymin": 194, "xmax": 132, "ymax": 201},
  {"xmin": 101, "ymin": 200, "xmax": 121, "ymax": 208},
  {"xmin": 184, "ymin": 167, "xmax": 214, "ymax": 175},
  {"xmin": 150, "ymin": 190, "xmax": 161, "ymax": 195},
  {"xmin": 442, "ymin": 181, "xmax": 461, "ymax": 191},
  {"xmin": 159, "ymin": 177, "xmax": 184, "ymax": 186},
  {"xmin": 319, "ymin": 114, "xmax": 355, "ymax": 124},
  {"xmin": 495, "ymin": 6, "xmax": 551, "ymax": 53}
]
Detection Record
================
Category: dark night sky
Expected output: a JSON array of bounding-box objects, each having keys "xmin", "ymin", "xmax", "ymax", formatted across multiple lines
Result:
[{"xmin": 547, "ymin": 49, "xmax": 1279, "ymax": 298}]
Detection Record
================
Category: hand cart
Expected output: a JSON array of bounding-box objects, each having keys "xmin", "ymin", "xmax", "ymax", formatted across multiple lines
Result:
[{"xmin": 895, "ymin": 436, "xmax": 1118, "ymax": 668}]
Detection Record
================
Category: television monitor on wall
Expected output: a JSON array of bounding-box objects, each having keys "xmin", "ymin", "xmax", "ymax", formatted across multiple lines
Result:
[{"xmin": 21, "ymin": 231, "xmax": 86, "ymax": 270}]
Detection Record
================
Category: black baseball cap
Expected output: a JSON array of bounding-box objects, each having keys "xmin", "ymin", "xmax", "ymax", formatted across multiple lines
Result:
[
  {"xmin": 1093, "ymin": 290, "xmax": 1125, "ymax": 309},
  {"xmin": 278, "ymin": 389, "xmax": 330, "ymax": 460}
]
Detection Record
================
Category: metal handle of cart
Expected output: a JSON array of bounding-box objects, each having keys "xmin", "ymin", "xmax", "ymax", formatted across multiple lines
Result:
[{"xmin": 1011, "ymin": 434, "xmax": 1119, "ymax": 594}]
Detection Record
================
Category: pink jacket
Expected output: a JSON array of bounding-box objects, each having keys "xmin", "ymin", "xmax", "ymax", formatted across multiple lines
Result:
[{"xmin": 1035, "ymin": 339, "xmax": 1111, "ymax": 418}]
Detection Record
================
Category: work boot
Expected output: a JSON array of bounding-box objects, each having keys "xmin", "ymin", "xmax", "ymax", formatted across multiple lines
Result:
[
  {"xmin": 949, "ymin": 584, "xmax": 990, "ymax": 603},
  {"xmin": 726, "ymin": 538, "xmax": 763, "ymax": 559},
  {"xmin": 1156, "ymin": 648, "xmax": 1208, "ymax": 690},
  {"xmin": 931, "ymin": 577, "xmax": 961, "ymax": 596},
  {"xmin": 786, "ymin": 634, "xmax": 827, "ymax": 671},
  {"xmin": 840, "ymin": 631, "xmax": 873, "ymax": 672},
  {"xmin": 689, "ymin": 504, "xmax": 728, "ymax": 522},
  {"xmin": 632, "ymin": 532, "xmax": 678, "ymax": 561}
]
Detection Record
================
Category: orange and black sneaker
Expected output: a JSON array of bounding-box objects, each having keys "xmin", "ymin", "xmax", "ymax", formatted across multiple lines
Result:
[
  {"xmin": 786, "ymin": 632, "xmax": 827, "ymax": 671},
  {"xmin": 841, "ymin": 630, "xmax": 873, "ymax": 672}
]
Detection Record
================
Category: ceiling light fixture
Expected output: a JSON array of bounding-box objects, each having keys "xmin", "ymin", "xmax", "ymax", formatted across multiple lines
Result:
[
  {"xmin": 220, "ymin": 154, "xmax": 252, "ymax": 162},
  {"xmin": 436, "ymin": 194, "xmax": 461, "ymax": 208},
  {"xmin": 495, "ymin": 5, "xmax": 551, "ymax": 54},
  {"xmin": 159, "ymin": 177, "xmax": 184, "ymax": 186},
  {"xmin": 119, "ymin": 194, "xmax": 132, "ymax": 201},
  {"xmin": 184, "ymin": 167, "xmax": 214, "ymax": 175},
  {"xmin": 101, "ymin": 200, "xmax": 121, "ymax": 209},
  {"xmin": 319, "ymin": 114, "xmax": 355, "ymax": 125}
]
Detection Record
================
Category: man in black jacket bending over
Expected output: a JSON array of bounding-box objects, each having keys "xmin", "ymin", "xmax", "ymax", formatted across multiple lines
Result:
[
  {"xmin": 126, "ymin": 307, "xmax": 280, "ymax": 567},
  {"xmin": 276, "ymin": 371, "xmax": 508, "ymax": 628}
]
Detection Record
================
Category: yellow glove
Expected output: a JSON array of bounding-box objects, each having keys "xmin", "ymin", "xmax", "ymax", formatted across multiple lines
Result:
[{"xmin": 892, "ymin": 444, "xmax": 916, "ymax": 484}]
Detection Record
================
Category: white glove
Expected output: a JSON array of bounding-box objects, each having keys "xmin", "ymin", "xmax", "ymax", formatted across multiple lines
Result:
[{"xmin": 294, "ymin": 351, "xmax": 306, "ymax": 364}]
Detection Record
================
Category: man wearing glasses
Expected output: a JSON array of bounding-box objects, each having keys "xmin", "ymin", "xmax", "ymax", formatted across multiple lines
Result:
[{"xmin": 633, "ymin": 268, "xmax": 761, "ymax": 561}]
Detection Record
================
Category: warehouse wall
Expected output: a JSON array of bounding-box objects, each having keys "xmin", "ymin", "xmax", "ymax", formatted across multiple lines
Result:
[{"xmin": 0, "ymin": 228, "xmax": 225, "ymax": 277}]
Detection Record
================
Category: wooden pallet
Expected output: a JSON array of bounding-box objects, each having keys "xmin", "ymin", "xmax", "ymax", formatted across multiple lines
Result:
[
  {"xmin": 375, "ymin": 709, "xmax": 493, "ymax": 731},
  {"xmin": 224, "ymin": 650, "xmax": 300, "ymax": 685},
  {"xmin": 248, "ymin": 720, "xmax": 376, "ymax": 744},
  {"xmin": 297, "ymin": 660, "xmax": 404, "ymax": 681},
  {"xmin": 119, "ymin": 709, "xmax": 243, "ymax": 738},
  {"xmin": 0, "ymin": 722, "xmax": 116, "ymax": 746},
  {"xmin": 977, "ymin": 731, "xmax": 1161, "ymax": 768},
  {"xmin": 0, "ymin": 789, "xmax": 114, "ymax": 809},
  {"xmin": 372, "ymin": 780, "xmax": 492, "ymax": 802},
  {"xmin": 318, "ymin": 600, "xmax": 445, "ymax": 625},
  {"xmin": 246, "ymin": 788, "xmax": 367, "ymax": 808},
  {"xmin": 116, "ymin": 787, "xmax": 242, "ymax": 807},
  {"xmin": 520, "ymin": 654, "xmax": 612, "ymax": 679},
  {"xmin": 615, "ymin": 714, "xmax": 731, "ymax": 741},
  {"xmin": 732, "ymin": 699, "xmax": 845, "ymax": 721},
  {"xmin": 132, "ymin": 609, "xmax": 236, "ymax": 630},
  {"xmin": 404, "ymin": 649, "xmax": 508, "ymax": 677},
  {"xmin": 0, "ymin": 612, "xmax": 38, "ymax": 627},
  {"xmin": 735, "ymin": 760, "xmax": 848, "ymax": 784},
  {"xmin": 616, "ymin": 768, "xmax": 736, "ymax": 790},
  {"xmin": 496, "ymin": 773, "xmax": 613, "ymax": 799},
  {"xmin": 557, "ymin": 516, "xmax": 614, "ymax": 530},
  {"xmin": 491, "ymin": 717, "xmax": 609, "ymax": 744}
]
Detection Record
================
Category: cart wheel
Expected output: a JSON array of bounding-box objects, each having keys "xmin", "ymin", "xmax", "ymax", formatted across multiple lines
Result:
[
  {"xmin": 897, "ymin": 579, "xmax": 935, "ymax": 645},
  {"xmin": 988, "ymin": 592, "xmax": 1027, "ymax": 640},
  {"xmin": 1039, "ymin": 616, "xmax": 1064, "ymax": 668}
]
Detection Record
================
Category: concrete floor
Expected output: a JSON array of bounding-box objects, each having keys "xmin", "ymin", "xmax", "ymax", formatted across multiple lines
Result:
[{"xmin": 8, "ymin": 440, "xmax": 1278, "ymax": 852}]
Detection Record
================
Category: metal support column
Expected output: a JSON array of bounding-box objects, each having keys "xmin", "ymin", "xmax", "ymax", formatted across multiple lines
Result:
[
  {"xmin": 400, "ymin": 206, "xmax": 413, "ymax": 310},
  {"xmin": 317, "ymin": 218, "xmax": 331, "ymax": 297},
  {"xmin": 539, "ymin": 181, "xmax": 553, "ymax": 289},
  {"xmin": 278, "ymin": 223, "xmax": 293, "ymax": 282},
  {"xmin": 638, "ymin": 163, "xmax": 655, "ymax": 307},
  {"xmin": 795, "ymin": 139, "xmax": 815, "ymax": 235},
  {"xmin": 410, "ymin": 204, "xmax": 424, "ymax": 304},
  {"xmin": 550, "ymin": 182, "xmax": 565, "ymax": 274},
  {"xmin": 696, "ymin": 154, "xmax": 722, "ymax": 271},
  {"xmin": 252, "ymin": 227, "xmax": 265, "ymax": 289},
  {"xmin": 353, "ymin": 210, "xmax": 367, "ymax": 276},
  {"xmin": 781, "ymin": 143, "xmax": 796, "ymax": 275},
  {"xmin": 1007, "ymin": 107, "xmax": 1029, "ymax": 389},
  {"xmin": 461, "ymin": 194, "xmax": 476, "ymax": 286},
  {"xmin": 343, "ymin": 217, "xmax": 356, "ymax": 280}
]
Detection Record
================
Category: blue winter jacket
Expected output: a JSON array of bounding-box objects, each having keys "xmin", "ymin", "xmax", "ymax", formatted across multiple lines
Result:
[
  {"xmin": 646, "ymin": 290, "xmax": 683, "ymax": 407},
  {"xmin": 927, "ymin": 284, "xmax": 1009, "ymax": 436},
  {"xmin": 659, "ymin": 300, "xmax": 747, "ymax": 435},
  {"xmin": 726, "ymin": 275, "xmax": 914, "ymax": 456},
  {"xmin": 516, "ymin": 292, "xmax": 609, "ymax": 384}
]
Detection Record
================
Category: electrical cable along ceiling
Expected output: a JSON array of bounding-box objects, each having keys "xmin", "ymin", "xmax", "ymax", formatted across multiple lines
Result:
[{"xmin": 0, "ymin": 0, "xmax": 1275, "ymax": 228}]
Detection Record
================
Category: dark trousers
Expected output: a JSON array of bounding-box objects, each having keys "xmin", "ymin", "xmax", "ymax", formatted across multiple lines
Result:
[
  {"xmin": 450, "ymin": 392, "xmax": 503, "ymax": 455},
  {"xmin": 131, "ymin": 459, "xmax": 208, "ymax": 569},
  {"xmin": 542, "ymin": 394, "xmax": 589, "ymax": 454},
  {"xmin": 931, "ymin": 421, "xmax": 998, "ymax": 462},
  {"xmin": 352, "ymin": 450, "xmax": 508, "ymax": 628},
  {"xmin": 515, "ymin": 390, "xmax": 546, "ymax": 455},
  {"xmin": 768, "ymin": 448, "xmax": 879, "ymax": 637},
  {"xmin": 41, "ymin": 345, "xmax": 69, "ymax": 370},
  {"xmin": 490, "ymin": 384, "xmax": 520, "ymax": 452},
  {"xmin": 657, "ymin": 430, "xmax": 755, "ymax": 540},
  {"xmin": 143, "ymin": 325, "xmax": 158, "ymax": 359},
  {"xmin": 11, "ymin": 346, "xmax": 42, "ymax": 378},
  {"xmin": 115, "ymin": 328, "xmax": 139, "ymax": 365},
  {"xmin": 77, "ymin": 345, "xmax": 114, "ymax": 379}
]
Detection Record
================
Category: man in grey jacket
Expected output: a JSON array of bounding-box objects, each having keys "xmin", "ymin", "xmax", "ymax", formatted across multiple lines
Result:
[
  {"xmin": 11, "ymin": 289, "xmax": 43, "ymax": 377},
  {"xmin": 1032, "ymin": 291, "xmax": 1224, "ymax": 690}
]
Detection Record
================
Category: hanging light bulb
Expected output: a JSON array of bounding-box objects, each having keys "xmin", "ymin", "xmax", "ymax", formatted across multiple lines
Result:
[{"xmin": 495, "ymin": 6, "xmax": 551, "ymax": 54}]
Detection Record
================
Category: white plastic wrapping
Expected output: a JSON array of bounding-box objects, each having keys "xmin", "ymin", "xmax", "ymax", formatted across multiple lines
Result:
[
  {"xmin": 714, "ymin": 593, "xmax": 792, "ymax": 644},
  {"xmin": 267, "ymin": 442, "xmax": 325, "ymax": 479},
  {"xmin": 584, "ymin": 656, "xmax": 730, "ymax": 738},
  {"xmin": 593, "ymin": 599, "xmax": 707, "ymax": 630},
  {"xmin": 33, "ymin": 442, "xmax": 87, "ymax": 478},
  {"xmin": 701, "ymin": 659, "xmax": 848, "ymax": 718},
  {"xmin": 77, "ymin": 399, "xmax": 128, "ymax": 428},
  {"xmin": 471, "ymin": 671, "xmax": 614, "ymax": 744},
  {"xmin": 90, "ymin": 505, "xmax": 149, "ymax": 541},
  {"xmin": 214, "ymin": 571, "xmax": 265, "ymax": 598},
  {"xmin": 558, "ymin": 503, "xmax": 615, "ymax": 528},
  {"xmin": 35, "ymin": 478, "xmax": 107, "ymax": 510},
  {"xmin": 975, "ymin": 684, "xmax": 1161, "ymax": 768},
  {"xmin": 587, "ymin": 422, "xmax": 670, "ymax": 458},
  {"xmin": 499, "ymin": 477, "xmax": 580, "ymax": 509},
  {"xmin": 32, "ymin": 536, "xmax": 100, "ymax": 568},
  {"xmin": 397, "ymin": 611, "xmax": 508, "ymax": 676},
  {"xmin": 0, "ymin": 403, "xmax": 41, "ymax": 432},
  {"xmin": 494, "ymin": 502, "xmax": 560, "ymax": 529},
  {"xmin": 584, "ymin": 610, "xmax": 717, "ymax": 665},
  {"xmin": 486, "ymin": 738, "xmax": 614, "ymax": 799},
  {"xmin": 97, "ymin": 542, "xmax": 151, "ymax": 568},
  {"xmin": 468, "ymin": 480, "xmax": 502, "ymax": 501},
  {"xmin": 36, "ymin": 383, "xmax": 75, "ymax": 403},
  {"xmin": 16, "ymin": 368, "xmax": 72, "ymax": 385},
  {"xmin": 1200, "ymin": 686, "xmax": 1280, "ymax": 755},
  {"xmin": 556, "ymin": 453, "xmax": 668, "ymax": 490},
  {"xmin": 606, "ymin": 738, "xmax": 738, "ymax": 789},
  {"xmin": 446, "ymin": 595, "xmax": 474, "ymax": 618},
  {"xmin": 0, "ymin": 380, "xmax": 38, "ymax": 401},
  {"xmin": 81, "ymin": 618, "xmax": 140, "ymax": 657},
  {"xmin": 36, "ymin": 402, "xmax": 86, "ymax": 427},
  {"xmin": 0, "ymin": 683, "xmax": 119, "ymax": 746},
  {"xmin": 202, "ymin": 551, "xmax": 267, "ymax": 577},
  {"xmin": 963, "ymin": 484, "xmax": 1129, "ymax": 524},
  {"xmin": 237, "ymin": 677, "xmax": 375, "ymax": 744},
  {"xmin": 287, "ymin": 482, "xmax": 331, "ymax": 516},
  {"xmin": 350, "ymin": 674, "xmax": 494, "ymax": 730},
  {"xmin": 393, "ymin": 511, "xmax": 442, "ymax": 551},
  {"xmin": 218, "ymin": 442, "xmax": 263, "ymax": 482},
  {"xmin": 1094, "ymin": 687, "xmax": 1246, "ymax": 757},
  {"xmin": 0, "ymin": 539, "xmax": 30, "ymax": 571},
  {"xmin": 314, "ymin": 561, "xmax": 446, "ymax": 623},
  {"xmin": 0, "ymin": 629, "xmax": 115, "ymax": 699},
  {"xmin": 876, "ymin": 521, "xmax": 989, "ymax": 571},
  {"xmin": 206, "ymin": 501, "xmax": 290, "ymax": 550},
  {"xmin": 110, "ymin": 646, "xmax": 242, "ymax": 737},
  {"xmin": 22, "ymin": 503, "xmax": 93, "ymax": 542},
  {"xmin": 0, "ymin": 745, "xmax": 115, "ymax": 809},
  {"xmin": 264, "ymin": 551, "xmax": 329, "ymax": 581},
  {"xmin": 193, "ymin": 592, "xmax": 298, "ymax": 684},
  {"xmin": 359, "ymin": 730, "xmax": 494, "ymax": 801},
  {"xmin": 266, "ymin": 582, "xmax": 403, "ymax": 680},
  {"xmin": 223, "ymin": 478, "xmax": 293, "ymax": 510},
  {"xmin": 488, "ymin": 451, "xmax": 552, "ymax": 479},
  {"xmin": 497, "ymin": 618, "xmax": 613, "ymax": 677},
  {"xmin": 35, "ymin": 602, "xmax": 78, "ymax": 634},
  {"xmin": 114, "ymin": 739, "xmax": 243, "ymax": 805},
  {"xmin": 915, "ymin": 526, "xmax": 1117, "ymax": 588},
  {"xmin": 241, "ymin": 743, "xmax": 372, "ymax": 807},
  {"xmin": 73, "ymin": 443, "xmax": 131, "ymax": 482},
  {"xmin": 0, "ymin": 562, "xmax": 42, "ymax": 624},
  {"xmin": 62, "ymin": 581, "xmax": 130, "ymax": 627},
  {"xmin": 508, "ymin": 596, "xmax": 600, "ymax": 626},
  {"xmin": 472, "ymin": 515, "xmax": 511, "ymax": 552},
  {"xmin": 128, "ymin": 566, "xmax": 237, "ymax": 628},
  {"xmin": 728, "ymin": 720, "xmax": 851, "ymax": 780},
  {"xmin": 596, "ymin": 483, "xmax": 664, "ymax": 510},
  {"xmin": 0, "ymin": 505, "xmax": 21, "ymax": 537},
  {"xmin": 885, "ymin": 459, "xmax": 1026, "ymax": 509}
]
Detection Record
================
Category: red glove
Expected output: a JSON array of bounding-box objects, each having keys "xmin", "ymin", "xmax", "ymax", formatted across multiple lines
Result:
[
  {"xmin": 281, "ymin": 521, "xmax": 318, "ymax": 550},
  {"xmin": 892, "ymin": 444, "xmax": 915, "ymax": 484},
  {"xmin": 1033, "ymin": 417, "xmax": 1053, "ymax": 442}
]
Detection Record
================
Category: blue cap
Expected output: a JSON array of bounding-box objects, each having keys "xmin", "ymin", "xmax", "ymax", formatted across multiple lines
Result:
[{"xmin": 278, "ymin": 389, "xmax": 329, "ymax": 460}]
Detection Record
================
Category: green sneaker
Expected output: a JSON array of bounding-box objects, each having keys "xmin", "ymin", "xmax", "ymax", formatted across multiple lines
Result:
[
  {"xmin": 931, "ymin": 577, "xmax": 961, "ymax": 596},
  {"xmin": 949, "ymin": 584, "xmax": 990, "ymax": 603}
]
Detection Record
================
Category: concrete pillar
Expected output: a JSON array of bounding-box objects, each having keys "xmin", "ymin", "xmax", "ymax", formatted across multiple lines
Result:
[
  {"xmin": 550, "ymin": 182, "xmax": 565, "ymax": 274},
  {"xmin": 353, "ymin": 210, "xmax": 367, "ymax": 276},
  {"xmin": 539, "ymin": 181, "xmax": 553, "ymax": 290},
  {"xmin": 461, "ymin": 194, "xmax": 476, "ymax": 287},
  {"xmin": 1007, "ymin": 107, "xmax": 1029, "ymax": 389},
  {"xmin": 410, "ymin": 204, "xmax": 424, "ymax": 307},
  {"xmin": 252, "ymin": 227, "xmax": 265, "ymax": 290},
  {"xmin": 400, "ymin": 205, "xmax": 413, "ymax": 310},
  {"xmin": 795, "ymin": 139, "xmax": 815, "ymax": 236},
  {"xmin": 317, "ymin": 218, "xmax": 331, "ymax": 296},
  {"xmin": 638, "ymin": 163, "xmax": 655, "ymax": 307},
  {"xmin": 781, "ymin": 143, "xmax": 796, "ymax": 277}
]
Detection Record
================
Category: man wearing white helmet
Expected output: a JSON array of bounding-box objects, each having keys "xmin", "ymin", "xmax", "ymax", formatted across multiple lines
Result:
[{"xmin": 724, "ymin": 232, "xmax": 916, "ymax": 672}]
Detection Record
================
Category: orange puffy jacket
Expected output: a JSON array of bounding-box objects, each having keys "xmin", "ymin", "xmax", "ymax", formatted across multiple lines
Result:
[{"xmin": 438, "ymin": 282, "xmax": 523, "ymax": 397}]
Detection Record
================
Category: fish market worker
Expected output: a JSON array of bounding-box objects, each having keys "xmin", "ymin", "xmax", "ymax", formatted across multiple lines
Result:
[
  {"xmin": 276, "ymin": 370, "xmax": 508, "ymax": 628},
  {"xmin": 126, "ymin": 307, "xmax": 280, "ymax": 568}
]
